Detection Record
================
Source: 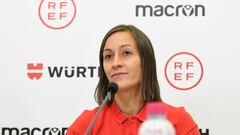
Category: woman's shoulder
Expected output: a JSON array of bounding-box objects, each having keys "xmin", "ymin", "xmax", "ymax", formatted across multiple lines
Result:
[
  {"xmin": 67, "ymin": 107, "xmax": 99, "ymax": 135},
  {"xmin": 78, "ymin": 107, "xmax": 99, "ymax": 123},
  {"xmin": 163, "ymin": 102, "xmax": 187, "ymax": 117},
  {"xmin": 72, "ymin": 107, "xmax": 99, "ymax": 127},
  {"xmin": 162, "ymin": 102, "xmax": 196, "ymax": 124},
  {"xmin": 162, "ymin": 102, "xmax": 200, "ymax": 135}
]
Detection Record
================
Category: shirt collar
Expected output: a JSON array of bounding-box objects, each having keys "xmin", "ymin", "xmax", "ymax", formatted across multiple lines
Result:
[{"xmin": 110, "ymin": 101, "xmax": 147, "ymax": 124}]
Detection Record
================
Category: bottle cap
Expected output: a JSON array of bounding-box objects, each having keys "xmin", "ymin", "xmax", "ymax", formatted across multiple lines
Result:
[{"xmin": 146, "ymin": 102, "xmax": 167, "ymax": 115}]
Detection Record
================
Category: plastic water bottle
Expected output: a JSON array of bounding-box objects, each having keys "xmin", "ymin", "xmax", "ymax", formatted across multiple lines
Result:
[{"xmin": 138, "ymin": 102, "xmax": 176, "ymax": 135}]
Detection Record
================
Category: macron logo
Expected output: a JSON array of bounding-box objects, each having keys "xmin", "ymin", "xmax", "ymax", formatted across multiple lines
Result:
[{"xmin": 27, "ymin": 63, "xmax": 43, "ymax": 80}]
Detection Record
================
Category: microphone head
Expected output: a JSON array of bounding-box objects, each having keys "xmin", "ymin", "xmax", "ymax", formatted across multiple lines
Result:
[{"xmin": 107, "ymin": 82, "xmax": 118, "ymax": 95}]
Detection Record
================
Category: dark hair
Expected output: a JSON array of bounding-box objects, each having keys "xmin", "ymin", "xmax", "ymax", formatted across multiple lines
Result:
[{"xmin": 94, "ymin": 24, "xmax": 162, "ymax": 105}]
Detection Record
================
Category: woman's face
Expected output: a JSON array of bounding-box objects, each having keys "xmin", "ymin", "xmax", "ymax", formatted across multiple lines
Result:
[{"xmin": 103, "ymin": 31, "xmax": 142, "ymax": 91}]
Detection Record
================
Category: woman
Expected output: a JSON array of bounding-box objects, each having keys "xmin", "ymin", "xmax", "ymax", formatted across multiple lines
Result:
[{"xmin": 66, "ymin": 24, "xmax": 200, "ymax": 135}]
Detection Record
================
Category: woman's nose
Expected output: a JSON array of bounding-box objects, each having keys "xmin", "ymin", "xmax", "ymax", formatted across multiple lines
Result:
[{"xmin": 112, "ymin": 55, "xmax": 122, "ymax": 69}]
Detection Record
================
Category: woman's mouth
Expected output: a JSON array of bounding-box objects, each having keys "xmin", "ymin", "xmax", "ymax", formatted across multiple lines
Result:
[{"xmin": 111, "ymin": 72, "xmax": 128, "ymax": 78}]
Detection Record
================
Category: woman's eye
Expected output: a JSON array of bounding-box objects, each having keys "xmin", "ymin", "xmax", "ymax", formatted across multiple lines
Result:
[
  {"xmin": 104, "ymin": 55, "xmax": 112, "ymax": 60},
  {"xmin": 123, "ymin": 51, "xmax": 131, "ymax": 56}
]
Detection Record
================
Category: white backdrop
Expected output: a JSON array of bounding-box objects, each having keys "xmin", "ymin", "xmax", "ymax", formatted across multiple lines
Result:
[{"xmin": 0, "ymin": 0, "xmax": 240, "ymax": 135}]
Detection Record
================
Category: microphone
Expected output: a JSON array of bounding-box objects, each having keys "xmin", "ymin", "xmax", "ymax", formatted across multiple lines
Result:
[
  {"xmin": 84, "ymin": 82, "xmax": 119, "ymax": 135},
  {"xmin": 106, "ymin": 82, "xmax": 118, "ymax": 95}
]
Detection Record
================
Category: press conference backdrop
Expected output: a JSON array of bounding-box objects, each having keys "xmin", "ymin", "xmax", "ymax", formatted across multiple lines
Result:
[{"xmin": 0, "ymin": 0, "xmax": 239, "ymax": 135}]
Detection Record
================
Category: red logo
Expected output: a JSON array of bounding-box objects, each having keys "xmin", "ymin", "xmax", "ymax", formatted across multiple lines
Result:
[
  {"xmin": 38, "ymin": 0, "xmax": 76, "ymax": 29},
  {"xmin": 164, "ymin": 52, "xmax": 203, "ymax": 90},
  {"xmin": 27, "ymin": 63, "xmax": 43, "ymax": 80}
]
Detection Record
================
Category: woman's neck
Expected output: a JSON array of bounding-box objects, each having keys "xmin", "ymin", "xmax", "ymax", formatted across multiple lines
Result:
[{"xmin": 114, "ymin": 88, "xmax": 144, "ymax": 115}]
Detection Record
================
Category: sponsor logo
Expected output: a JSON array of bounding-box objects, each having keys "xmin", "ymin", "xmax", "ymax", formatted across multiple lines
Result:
[
  {"xmin": 38, "ymin": 0, "xmax": 76, "ymax": 29},
  {"xmin": 1, "ymin": 127, "xmax": 67, "ymax": 135},
  {"xmin": 136, "ymin": 4, "xmax": 205, "ymax": 17},
  {"xmin": 164, "ymin": 52, "xmax": 203, "ymax": 90},
  {"xmin": 27, "ymin": 63, "xmax": 43, "ymax": 80},
  {"xmin": 27, "ymin": 63, "xmax": 99, "ymax": 80}
]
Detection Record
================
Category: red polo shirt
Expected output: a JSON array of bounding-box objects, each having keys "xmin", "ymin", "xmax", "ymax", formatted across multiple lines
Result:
[{"xmin": 66, "ymin": 102, "xmax": 200, "ymax": 135}]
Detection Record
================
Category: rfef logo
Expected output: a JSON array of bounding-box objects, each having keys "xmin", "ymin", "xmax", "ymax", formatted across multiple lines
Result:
[
  {"xmin": 27, "ymin": 63, "xmax": 43, "ymax": 80},
  {"xmin": 164, "ymin": 52, "xmax": 203, "ymax": 90},
  {"xmin": 38, "ymin": 0, "xmax": 76, "ymax": 29}
]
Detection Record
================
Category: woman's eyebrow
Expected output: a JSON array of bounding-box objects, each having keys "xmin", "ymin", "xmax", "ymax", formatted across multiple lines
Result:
[
  {"xmin": 103, "ymin": 48, "xmax": 112, "ymax": 52},
  {"xmin": 120, "ymin": 44, "xmax": 131, "ymax": 48},
  {"xmin": 104, "ymin": 44, "xmax": 132, "ymax": 52}
]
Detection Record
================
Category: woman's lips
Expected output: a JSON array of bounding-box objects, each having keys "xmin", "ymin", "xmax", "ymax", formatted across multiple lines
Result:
[{"xmin": 111, "ymin": 72, "xmax": 128, "ymax": 78}]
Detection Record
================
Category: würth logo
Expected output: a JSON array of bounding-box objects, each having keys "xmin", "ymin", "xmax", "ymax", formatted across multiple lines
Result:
[
  {"xmin": 38, "ymin": 0, "xmax": 77, "ymax": 30},
  {"xmin": 26, "ymin": 63, "xmax": 99, "ymax": 80},
  {"xmin": 27, "ymin": 63, "xmax": 43, "ymax": 80}
]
